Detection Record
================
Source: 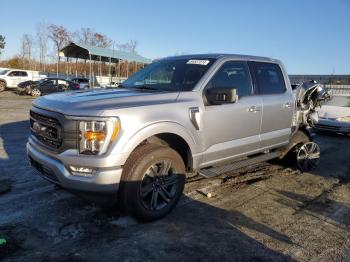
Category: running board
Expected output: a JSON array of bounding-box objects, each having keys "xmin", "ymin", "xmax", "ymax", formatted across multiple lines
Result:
[{"xmin": 198, "ymin": 151, "xmax": 281, "ymax": 178}]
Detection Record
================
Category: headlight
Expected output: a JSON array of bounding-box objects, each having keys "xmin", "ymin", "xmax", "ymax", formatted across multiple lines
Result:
[
  {"xmin": 336, "ymin": 116, "xmax": 350, "ymax": 122},
  {"xmin": 79, "ymin": 118, "xmax": 120, "ymax": 155}
]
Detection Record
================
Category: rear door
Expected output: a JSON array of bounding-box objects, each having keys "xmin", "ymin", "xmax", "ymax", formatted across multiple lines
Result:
[
  {"xmin": 249, "ymin": 62, "xmax": 294, "ymax": 148},
  {"xmin": 201, "ymin": 60, "xmax": 263, "ymax": 166},
  {"xmin": 18, "ymin": 71, "xmax": 30, "ymax": 84}
]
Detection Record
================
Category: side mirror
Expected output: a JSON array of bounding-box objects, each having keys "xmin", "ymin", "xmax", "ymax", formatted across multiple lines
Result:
[{"xmin": 206, "ymin": 87, "xmax": 238, "ymax": 105}]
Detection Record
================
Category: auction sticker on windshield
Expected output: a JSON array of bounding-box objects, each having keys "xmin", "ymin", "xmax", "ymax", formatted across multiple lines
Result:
[{"xmin": 186, "ymin": 59, "xmax": 210, "ymax": 65}]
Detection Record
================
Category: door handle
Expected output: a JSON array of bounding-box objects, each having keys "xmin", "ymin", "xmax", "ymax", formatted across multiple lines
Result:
[
  {"xmin": 248, "ymin": 106, "xmax": 261, "ymax": 112},
  {"xmin": 283, "ymin": 102, "xmax": 292, "ymax": 108}
]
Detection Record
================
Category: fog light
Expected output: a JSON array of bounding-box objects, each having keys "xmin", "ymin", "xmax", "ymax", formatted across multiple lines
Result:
[{"xmin": 69, "ymin": 166, "xmax": 95, "ymax": 177}]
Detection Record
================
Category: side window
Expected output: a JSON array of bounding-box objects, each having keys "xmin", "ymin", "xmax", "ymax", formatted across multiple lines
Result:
[
  {"xmin": 8, "ymin": 71, "xmax": 21, "ymax": 77},
  {"xmin": 58, "ymin": 80, "xmax": 68, "ymax": 85},
  {"xmin": 210, "ymin": 61, "xmax": 252, "ymax": 97},
  {"xmin": 252, "ymin": 62, "xmax": 286, "ymax": 94},
  {"xmin": 48, "ymin": 79, "xmax": 56, "ymax": 86},
  {"xmin": 20, "ymin": 72, "xmax": 28, "ymax": 77}
]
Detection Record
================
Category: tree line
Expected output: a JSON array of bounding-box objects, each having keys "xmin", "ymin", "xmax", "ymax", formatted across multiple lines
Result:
[{"xmin": 0, "ymin": 23, "xmax": 140, "ymax": 76}]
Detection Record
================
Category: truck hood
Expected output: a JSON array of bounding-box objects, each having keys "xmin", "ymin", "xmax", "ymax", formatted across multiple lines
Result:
[{"xmin": 32, "ymin": 88, "xmax": 180, "ymax": 116}]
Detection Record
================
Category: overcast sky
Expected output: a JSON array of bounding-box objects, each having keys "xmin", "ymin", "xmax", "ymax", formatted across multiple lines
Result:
[{"xmin": 1, "ymin": 0, "xmax": 349, "ymax": 74}]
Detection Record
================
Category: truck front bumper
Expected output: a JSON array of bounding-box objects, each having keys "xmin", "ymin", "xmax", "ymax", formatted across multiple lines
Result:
[{"xmin": 27, "ymin": 142, "xmax": 123, "ymax": 194}]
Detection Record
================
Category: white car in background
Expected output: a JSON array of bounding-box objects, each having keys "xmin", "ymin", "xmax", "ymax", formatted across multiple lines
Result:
[
  {"xmin": 314, "ymin": 96, "xmax": 350, "ymax": 135},
  {"xmin": 0, "ymin": 69, "xmax": 47, "ymax": 92}
]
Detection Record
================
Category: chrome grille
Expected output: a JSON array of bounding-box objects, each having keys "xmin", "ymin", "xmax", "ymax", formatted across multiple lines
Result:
[{"xmin": 30, "ymin": 111, "xmax": 62, "ymax": 149}]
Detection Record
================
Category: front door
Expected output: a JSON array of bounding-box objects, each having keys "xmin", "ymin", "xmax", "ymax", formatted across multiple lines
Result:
[
  {"xmin": 201, "ymin": 61, "xmax": 262, "ymax": 167},
  {"xmin": 42, "ymin": 79, "xmax": 58, "ymax": 94},
  {"xmin": 6, "ymin": 71, "xmax": 21, "ymax": 87}
]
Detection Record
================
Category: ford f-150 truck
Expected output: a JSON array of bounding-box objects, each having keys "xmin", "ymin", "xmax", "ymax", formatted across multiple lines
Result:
[{"xmin": 27, "ymin": 54, "xmax": 328, "ymax": 221}]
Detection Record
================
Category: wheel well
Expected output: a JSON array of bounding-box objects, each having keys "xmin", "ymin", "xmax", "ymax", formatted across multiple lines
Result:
[
  {"xmin": 139, "ymin": 133, "xmax": 193, "ymax": 171},
  {"xmin": 279, "ymin": 130, "xmax": 311, "ymax": 158}
]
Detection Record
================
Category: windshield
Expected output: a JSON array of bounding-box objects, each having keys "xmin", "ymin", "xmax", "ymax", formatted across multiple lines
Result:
[
  {"xmin": 325, "ymin": 96, "xmax": 350, "ymax": 107},
  {"xmin": 122, "ymin": 58, "xmax": 216, "ymax": 91},
  {"xmin": 0, "ymin": 70, "xmax": 9, "ymax": 75}
]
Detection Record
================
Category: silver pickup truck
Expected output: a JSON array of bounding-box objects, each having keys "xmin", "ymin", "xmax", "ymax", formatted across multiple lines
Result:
[{"xmin": 27, "ymin": 54, "xmax": 328, "ymax": 221}]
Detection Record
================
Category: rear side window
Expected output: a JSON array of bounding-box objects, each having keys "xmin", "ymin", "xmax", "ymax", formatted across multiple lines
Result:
[
  {"xmin": 8, "ymin": 71, "xmax": 21, "ymax": 76},
  {"xmin": 210, "ymin": 61, "xmax": 253, "ymax": 97},
  {"xmin": 251, "ymin": 62, "xmax": 286, "ymax": 94},
  {"xmin": 21, "ymin": 72, "xmax": 28, "ymax": 77}
]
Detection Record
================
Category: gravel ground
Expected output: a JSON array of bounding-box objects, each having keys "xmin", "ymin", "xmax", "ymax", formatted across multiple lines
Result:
[{"xmin": 0, "ymin": 91, "xmax": 350, "ymax": 261}]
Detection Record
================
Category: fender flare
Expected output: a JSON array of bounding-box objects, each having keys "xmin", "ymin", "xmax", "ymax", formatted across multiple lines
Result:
[
  {"xmin": 279, "ymin": 130, "xmax": 310, "ymax": 158},
  {"xmin": 121, "ymin": 121, "xmax": 199, "ymax": 155}
]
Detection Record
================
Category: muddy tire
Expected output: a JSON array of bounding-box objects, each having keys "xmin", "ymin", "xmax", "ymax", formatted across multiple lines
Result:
[
  {"xmin": 119, "ymin": 144, "xmax": 185, "ymax": 221},
  {"xmin": 31, "ymin": 88, "xmax": 41, "ymax": 97},
  {"xmin": 0, "ymin": 81, "xmax": 6, "ymax": 92}
]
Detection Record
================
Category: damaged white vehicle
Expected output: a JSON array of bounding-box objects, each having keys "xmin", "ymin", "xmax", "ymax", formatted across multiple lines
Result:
[{"xmin": 314, "ymin": 96, "xmax": 350, "ymax": 135}]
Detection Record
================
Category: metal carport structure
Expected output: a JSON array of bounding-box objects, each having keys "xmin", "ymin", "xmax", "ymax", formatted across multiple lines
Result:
[{"xmin": 59, "ymin": 42, "xmax": 152, "ymax": 86}]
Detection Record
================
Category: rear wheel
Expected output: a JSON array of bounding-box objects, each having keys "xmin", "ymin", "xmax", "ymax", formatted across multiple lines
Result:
[
  {"xmin": 296, "ymin": 142, "xmax": 320, "ymax": 172},
  {"xmin": 119, "ymin": 144, "xmax": 185, "ymax": 221},
  {"xmin": 31, "ymin": 88, "xmax": 41, "ymax": 97},
  {"xmin": 0, "ymin": 81, "xmax": 6, "ymax": 92}
]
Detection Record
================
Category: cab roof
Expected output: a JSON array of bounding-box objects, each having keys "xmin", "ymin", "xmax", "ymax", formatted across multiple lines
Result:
[{"xmin": 162, "ymin": 53, "xmax": 280, "ymax": 63}]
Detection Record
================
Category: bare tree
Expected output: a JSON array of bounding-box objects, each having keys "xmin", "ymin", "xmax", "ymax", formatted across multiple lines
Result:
[
  {"xmin": 74, "ymin": 28, "xmax": 112, "ymax": 48},
  {"xmin": 93, "ymin": 32, "xmax": 112, "ymax": 48},
  {"xmin": 48, "ymin": 24, "xmax": 70, "ymax": 72},
  {"xmin": 36, "ymin": 22, "xmax": 49, "ymax": 71},
  {"xmin": 0, "ymin": 35, "xmax": 5, "ymax": 56},
  {"xmin": 73, "ymin": 27, "xmax": 94, "ymax": 45},
  {"xmin": 21, "ymin": 34, "xmax": 33, "ymax": 59},
  {"xmin": 118, "ymin": 40, "xmax": 138, "ymax": 53},
  {"xmin": 21, "ymin": 34, "xmax": 34, "ymax": 69}
]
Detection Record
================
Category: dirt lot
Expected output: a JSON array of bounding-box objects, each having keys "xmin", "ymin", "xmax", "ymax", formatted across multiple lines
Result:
[{"xmin": 0, "ymin": 91, "xmax": 350, "ymax": 261}]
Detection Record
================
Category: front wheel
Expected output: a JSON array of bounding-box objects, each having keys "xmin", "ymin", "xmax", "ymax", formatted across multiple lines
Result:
[
  {"xmin": 119, "ymin": 144, "xmax": 185, "ymax": 221},
  {"xmin": 31, "ymin": 88, "xmax": 41, "ymax": 97}
]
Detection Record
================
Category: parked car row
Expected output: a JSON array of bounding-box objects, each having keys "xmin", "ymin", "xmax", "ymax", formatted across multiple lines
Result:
[{"xmin": 0, "ymin": 68, "xmax": 90, "ymax": 96}]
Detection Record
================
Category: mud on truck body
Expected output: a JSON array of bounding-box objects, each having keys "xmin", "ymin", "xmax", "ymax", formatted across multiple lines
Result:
[{"xmin": 27, "ymin": 54, "xmax": 329, "ymax": 221}]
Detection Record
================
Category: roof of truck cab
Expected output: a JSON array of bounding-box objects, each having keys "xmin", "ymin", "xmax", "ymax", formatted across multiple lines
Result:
[{"xmin": 162, "ymin": 53, "xmax": 279, "ymax": 62}]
